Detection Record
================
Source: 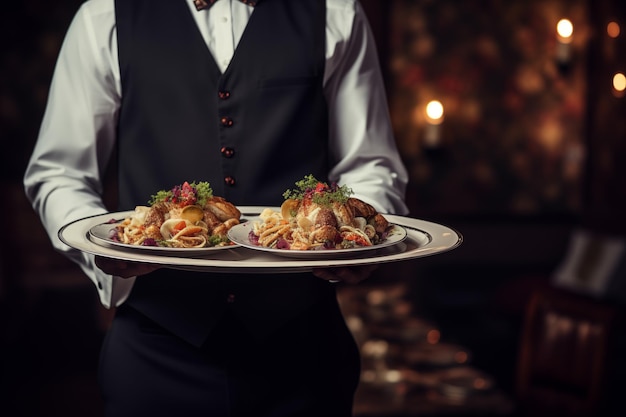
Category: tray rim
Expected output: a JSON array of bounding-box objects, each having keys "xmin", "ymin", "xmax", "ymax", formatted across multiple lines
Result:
[{"xmin": 58, "ymin": 206, "xmax": 462, "ymax": 273}]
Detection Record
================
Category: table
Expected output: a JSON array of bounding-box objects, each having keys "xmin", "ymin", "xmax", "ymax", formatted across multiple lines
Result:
[
  {"xmin": 338, "ymin": 283, "xmax": 516, "ymax": 417},
  {"xmin": 353, "ymin": 366, "xmax": 515, "ymax": 416}
]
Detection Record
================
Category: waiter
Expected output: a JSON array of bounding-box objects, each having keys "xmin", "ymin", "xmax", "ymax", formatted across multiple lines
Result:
[{"xmin": 24, "ymin": 0, "xmax": 409, "ymax": 416}]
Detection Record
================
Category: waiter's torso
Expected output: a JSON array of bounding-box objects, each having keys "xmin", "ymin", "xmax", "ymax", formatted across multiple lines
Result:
[
  {"xmin": 115, "ymin": 0, "xmax": 330, "ymax": 207},
  {"xmin": 114, "ymin": 0, "xmax": 334, "ymax": 347}
]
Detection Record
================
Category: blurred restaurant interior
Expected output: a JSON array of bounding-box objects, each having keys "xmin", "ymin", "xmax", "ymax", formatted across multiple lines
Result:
[{"xmin": 1, "ymin": 0, "xmax": 625, "ymax": 416}]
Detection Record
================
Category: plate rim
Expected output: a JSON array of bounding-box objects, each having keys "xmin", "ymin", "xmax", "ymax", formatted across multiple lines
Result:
[
  {"xmin": 87, "ymin": 215, "xmax": 239, "ymax": 256},
  {"xmin": 227, "ymin": 220, "xmax": 408, "ymax": 258}
]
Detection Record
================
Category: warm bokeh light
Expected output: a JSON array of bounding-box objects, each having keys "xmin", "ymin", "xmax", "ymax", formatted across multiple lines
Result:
[
  {"xmin": 607, "ymin": 21, "xmax": 620, "ymax": 38},
  {"xmin": 366, "ymin": 289, "xmax": 385, "ymax": 306},
  {"xmin": 473, "ymin": 378, "xmax": 487, "ymax": 390},
  {"xmin": 613, "ymin": 73, "xmax": 626, "ymax": 92},
  {"xmin": 425, "ymin": 100, "xmax": 444, "ymax": 124},
  {"xmin": 426, "ymin": 329, "xmax": 441, "ymax": 344},
  {"xmin": 454, "ymin": 351, "xmax": 469, "ymax": 364},
  {"xmin": 362, "ymin": 339, "xmax": 389, "ymax": 357},
  {"xmin": 557, "ymin": 18, "xmax": 574, "ymax": 43},
  {"xmin": 385, "ymin": 370, "xmax": 402, "ymax": 383}
]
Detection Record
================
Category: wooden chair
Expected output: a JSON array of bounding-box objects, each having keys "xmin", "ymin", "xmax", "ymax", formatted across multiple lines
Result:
[{"xmin": 515, "ymin": 286, "xmax": 620, "ymax": 417}]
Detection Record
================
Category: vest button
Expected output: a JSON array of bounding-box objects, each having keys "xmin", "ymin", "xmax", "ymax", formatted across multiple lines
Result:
[
  {"xmin": 220, "ymin": 116, "xmax": 234, "ymax": 127},
  {"xmin": 218, "ymin": 91, "xmax": 231, "ymax": 100},
  {"xmin": 224, "ymin": 176, "xmax": 236, "ymax": 186},
  {"xmin": 220, "ymin": 146, "xmax": 235, "ymax": 158}
]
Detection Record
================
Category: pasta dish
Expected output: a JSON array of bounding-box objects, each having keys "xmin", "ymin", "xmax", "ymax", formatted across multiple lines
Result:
[
  {"xmin": 249, "ymin": 175, "xmax": 394, "ymax": 251},
  {"xmin": 112, "ymin": 181, "xmax": 241, "ymax": 248}
]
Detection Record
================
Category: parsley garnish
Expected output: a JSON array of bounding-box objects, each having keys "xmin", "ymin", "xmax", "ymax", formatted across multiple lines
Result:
[
  {"xmin": 192, "ymin": 181, "xmax": 213, "ymax": 207},
  {"xmin": 148, "ymin": 181, "xmax": 213, "ymax": 207},
  {"xmin": 282, "ymin": 175, "xmax": 353, "ymax": 206}
]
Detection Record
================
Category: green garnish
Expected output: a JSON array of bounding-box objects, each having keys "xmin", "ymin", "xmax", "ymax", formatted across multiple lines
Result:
[
  {"xmin": 193, "ymin": 181, "xmax": 213, "ymax": 207},
  {"xmin": 149, "ymin": 190, "xmax": 173, "ymax": 205},
  {"xmin": 148, "ymin": 181, "xmax": 213, "ymax": 207},
  {"xmin": 207, "ymin": 234, "xmax": 231, "ymax": 247},
  {"xmin": 282, "ymin": 175, "xmax": 353, "ymax": 206}
]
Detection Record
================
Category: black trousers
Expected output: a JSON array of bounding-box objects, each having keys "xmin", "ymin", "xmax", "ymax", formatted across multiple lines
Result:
[{"xmin": 98, "ymin": 302, "xmax": 361, "ymax": 417}]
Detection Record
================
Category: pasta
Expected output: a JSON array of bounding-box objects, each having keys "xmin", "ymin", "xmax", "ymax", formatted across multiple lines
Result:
[
  {"xmin": 249, "ymin": 176, "xmax": 394, "ymax": 251},
  {"xmin": 112, "ymin": 181, "xmax": 241, "ymax": 248}
]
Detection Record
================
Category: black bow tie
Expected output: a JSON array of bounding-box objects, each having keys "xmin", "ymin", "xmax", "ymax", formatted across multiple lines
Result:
[{"xmin": 194, "ymin": 0, "xmax": 259, "ymax": 11}]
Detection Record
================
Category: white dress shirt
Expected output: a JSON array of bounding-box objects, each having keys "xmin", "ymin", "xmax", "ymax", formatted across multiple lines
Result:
[{"xmin": 24, "ymin": 0, "xmax": 409, "ymax": 308}]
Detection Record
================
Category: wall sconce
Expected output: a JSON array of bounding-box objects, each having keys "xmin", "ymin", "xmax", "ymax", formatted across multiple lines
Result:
[
  {"xmin": 556, "ymin": 18, "xmax": 573, "ymax": 73},
  {"xmin": 424, "ymin": 100, "xmax": 444, "ymax": 147}
]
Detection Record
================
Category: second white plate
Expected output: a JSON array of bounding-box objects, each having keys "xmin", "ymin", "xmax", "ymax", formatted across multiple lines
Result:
[{"xmin": 228, "ymin": 221, "xmax": 407, "ymax": 258}]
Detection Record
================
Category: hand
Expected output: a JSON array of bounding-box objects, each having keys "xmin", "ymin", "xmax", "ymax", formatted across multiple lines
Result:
[
  {"xmin": 95, "ymin": 256, "xmax": 160, "ymax": 278},
  {"xmin": 312, "ymin": 264, "xmax": 378, "ymax": 285}
]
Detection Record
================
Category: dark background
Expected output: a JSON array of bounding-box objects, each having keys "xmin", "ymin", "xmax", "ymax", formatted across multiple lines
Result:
[{"xmin": 1, "ymin": 1, "xmax": 625, "ymax": 416}]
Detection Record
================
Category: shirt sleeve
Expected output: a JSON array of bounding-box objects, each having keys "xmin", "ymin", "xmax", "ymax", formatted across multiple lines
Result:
[
  {"xmin": 22, "ymin": 3, "xmax": 134, "ymax": 308},
  {"xmin": 324, "ymin": 0, "xmax": 409, "ymax": 215}
]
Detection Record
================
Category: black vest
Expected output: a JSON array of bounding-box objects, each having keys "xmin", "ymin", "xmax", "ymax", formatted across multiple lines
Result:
[
  {"xmin": 115, "ymin": 0, "xmax": 329, "ymax": 207},
  {"xmin": 114, "ymin": 0, "xmax": 334, "ymax": 346}
]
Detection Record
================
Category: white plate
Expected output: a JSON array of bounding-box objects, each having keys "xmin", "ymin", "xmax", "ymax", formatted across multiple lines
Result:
[
  {"xmin": 227, "ymin": 221, "xmax": 407, "ymax": 258},
  {"xmin": 58, "ymin": 206, "xmax": 462, "ymax": 274},
  {"xmin": 87, "ymin": 214, "xmax": 238, "ymax": 257}
]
